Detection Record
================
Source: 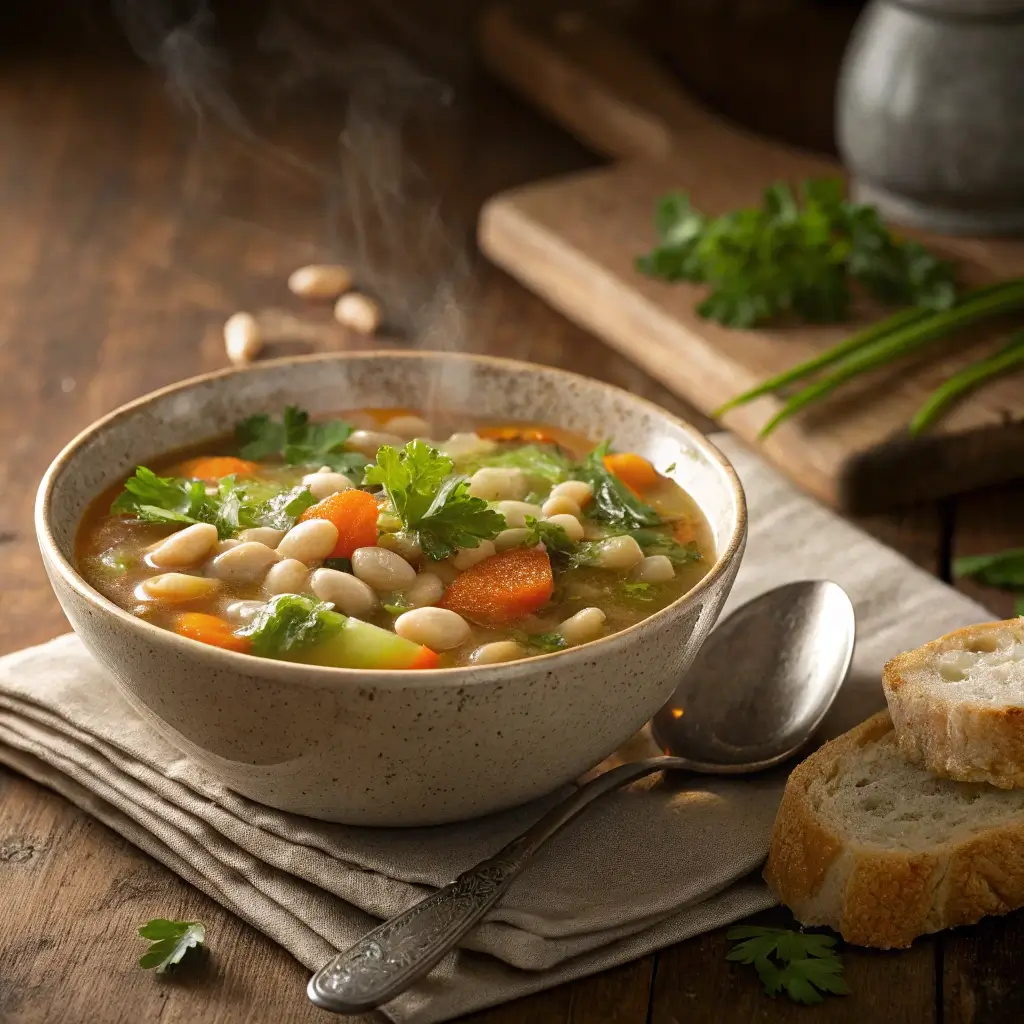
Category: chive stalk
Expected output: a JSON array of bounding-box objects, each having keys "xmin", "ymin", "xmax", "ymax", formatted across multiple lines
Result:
[
  {"xmin": 714, "ymin": 280, "xmax": 1020, "ymax": 419},
  {"xmin": 755, "ymin": 280, "xmax": 1024, "ymax": 438},
  {"xmin": 909, "ymin": 332, "xmax": 1024, "ymax": 436}
]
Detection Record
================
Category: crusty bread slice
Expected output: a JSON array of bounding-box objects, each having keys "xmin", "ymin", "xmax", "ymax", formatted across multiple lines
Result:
[
  {"xmin": 763, "ymin": 711, "xmax": 1024, "ymax": 949},
  {"xmin": 883, "ymin": 618, "xmax": 1024, "ymax": 788}
]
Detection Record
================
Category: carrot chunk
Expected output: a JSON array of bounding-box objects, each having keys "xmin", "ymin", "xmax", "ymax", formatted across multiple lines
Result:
[
  {"xmin": 175, "ymin": 612, "xmax": 252, "ymax": 654},
  {"xmin": 171, "ymin": 456, "xmax": 259, "ymax": 481},
  {"xmin": 440, "ymin": 547, "xmax": 554, "ymax": 626},
  {"xmin": 298, "ymin": 488, "xmax": 379, "ymax": 558},
  {"xmin": 478, "ymin": 425, "xmax": 559, "ymax": 444},
  {"xmin": 409, "ymin": 646, "xmax": 442, "ymax": 670},
  {"xmin": 602, "ymin": 452, "xmax": 659, "ymax": 495}
]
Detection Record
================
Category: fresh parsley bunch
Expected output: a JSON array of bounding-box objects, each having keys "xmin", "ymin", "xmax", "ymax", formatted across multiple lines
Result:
[{"xmin": 638, "ymin": 177, "xmax": 957, "ymax": 328}]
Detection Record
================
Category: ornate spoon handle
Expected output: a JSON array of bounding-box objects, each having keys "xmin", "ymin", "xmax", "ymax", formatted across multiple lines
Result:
[{"xmin": 307, "ymin": 756, "xmax": 687, "ymax": 1014}]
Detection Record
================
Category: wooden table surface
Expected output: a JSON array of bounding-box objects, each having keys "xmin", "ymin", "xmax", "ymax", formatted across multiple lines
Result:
[{"xmin": 3, "ymin": 23, "xmax": 1024, "ymax": 1024}]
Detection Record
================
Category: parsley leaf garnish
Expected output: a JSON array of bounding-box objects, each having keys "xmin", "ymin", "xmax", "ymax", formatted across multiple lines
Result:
[
  {"xmin": 511, "ymin": 630, "xmax": 568, "ymax": 653},
  {"xmin": 237, "ymin": 594, "xmax": 344, "ymax": 658},
  {"xmin": 364, "ymin": 442, "xmax": 505, "ymax": 561},
  {"xmin": 725, "ymin": 926, "xmax": 849, "ymax": 1005},
  {"xmin": 575, "ymin": 443, "xmax": 661, "ymax": 530},
  {"xmin": 523, "ymin": 515, "xmax": 576, "ymax": 554},
  {"xmin": 638, "ymin": 177, "xmax": 957, "ymax": 328},
  {"xmin": 110, "ymin": 467, "xmax": 209, "ymax": 527},
  {"xmin": 629, "ymin": 528, "xmax": 702, "ymax": 565},
  {"xmin": 138, "ymin": 919, "xmax": 206, "ymax": 973},
  {"xmin": 236, "ymin": 405, "xmax": 366, "ymax": 480},
  {"xmin": 621, "ymin": 581, "xmax": 656, "ymax": 601}
]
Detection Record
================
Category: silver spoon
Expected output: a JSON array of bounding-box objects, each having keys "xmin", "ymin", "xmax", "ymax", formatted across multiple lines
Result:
[{"xmin": 307, "ymin": 579, "xmax": 855, "ymax": 1014}]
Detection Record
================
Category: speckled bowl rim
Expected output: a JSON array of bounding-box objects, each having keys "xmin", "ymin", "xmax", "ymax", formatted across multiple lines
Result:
[{"xmin": 35, "ymin": 350, "xmax": 746, "ymax": 690}]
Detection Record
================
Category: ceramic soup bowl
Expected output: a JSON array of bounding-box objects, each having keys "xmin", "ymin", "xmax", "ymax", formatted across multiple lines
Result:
[{"xmin": 36, "ymin": 352, "xmax": 746, "ymax": 826}]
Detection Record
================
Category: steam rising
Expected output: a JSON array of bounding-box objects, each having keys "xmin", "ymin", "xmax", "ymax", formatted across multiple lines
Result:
[{"xmin": 112, "ymin": 0, "xmax": 475, "ymax": 384}]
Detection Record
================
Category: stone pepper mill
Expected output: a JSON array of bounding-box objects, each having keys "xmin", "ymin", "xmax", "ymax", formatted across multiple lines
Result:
[{"xmin": 836, "ymin": 0, "xmax": 1024, "ymax": 236}]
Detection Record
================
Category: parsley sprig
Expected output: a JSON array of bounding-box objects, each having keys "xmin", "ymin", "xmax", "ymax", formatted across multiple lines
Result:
[
  {"xmin": 138, "ymin": 918, "xmax": 206, "ymax": 973},
  {"xmin": 238, "ymin": 594, "xmax": 344, "ymax": 657},
  {"xmin": 954, "ymin": 549, "xmax": 1024, "ymax": 617},
  {"xmin": 575, "ymin": 442, "xmax": 662, "ymax": 531},
  {"xmin": 726, "ymin": 926, "xmax": 849, "ymax": 1005},
  {"xmin": 638, "ymin": 177, "xmax": 957, "ymax": 328},
  {"xmin": 364, "ymin": 441, "xmax": 506, "ymax": 561}
]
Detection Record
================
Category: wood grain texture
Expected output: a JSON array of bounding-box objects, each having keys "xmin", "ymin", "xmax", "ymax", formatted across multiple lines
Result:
[{"xmin": 477, "ymin": 4, "xmax": 1024, "ymax": 514}]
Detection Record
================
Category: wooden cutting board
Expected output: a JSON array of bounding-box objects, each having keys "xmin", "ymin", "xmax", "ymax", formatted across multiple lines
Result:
[{"xmin": 476, "ymin": 5, "xmax": 1024, "ymax": 513}]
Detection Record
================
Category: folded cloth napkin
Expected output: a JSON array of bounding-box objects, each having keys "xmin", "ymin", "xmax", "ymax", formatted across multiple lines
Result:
[{"xmin": 0, "ymin": 435, "xmax": 991, "ymax": 1023}]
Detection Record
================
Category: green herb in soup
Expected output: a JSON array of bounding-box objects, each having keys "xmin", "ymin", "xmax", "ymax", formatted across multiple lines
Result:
[{"xmin": 75, "ymin": 408, "xmax": 714, "ymax": 669}]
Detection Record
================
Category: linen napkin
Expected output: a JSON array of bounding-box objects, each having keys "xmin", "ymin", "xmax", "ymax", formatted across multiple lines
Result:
[{"xmin": 0, "ymin": 435, "xmax": 992, "ymax": 1023}]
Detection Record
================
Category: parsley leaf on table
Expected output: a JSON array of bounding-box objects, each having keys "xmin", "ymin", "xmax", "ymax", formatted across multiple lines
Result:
[
  {"xmin": 237, "ymin": 594, "xmax": 344, "ymax": 658},
  {"xmin": 364, "ymin": 442, "xmax": 505, "ymax": 561},
  {"xmin": 137, "ymin": 919, "xmax": 206, "ymax": 973},
  {"xmin": 236, "ymin": 405, "xmax": 366, "ymax": 479},
  {"xmin": 726, "ymin": 926, "xmax": 849, "ymax": 1005},
  {"xmin": 574, "ymin": 443, "xmax": 662, "ymax": 531}
]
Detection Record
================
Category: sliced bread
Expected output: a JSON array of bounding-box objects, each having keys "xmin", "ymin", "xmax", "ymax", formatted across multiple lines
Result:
[
  {"xmin": 763, "ymin": 710, "xmax": 1024, "ymax": 949},
  {"xmin": 883, "ymin": 618, "xmax": 1024, "ymax": 788}
]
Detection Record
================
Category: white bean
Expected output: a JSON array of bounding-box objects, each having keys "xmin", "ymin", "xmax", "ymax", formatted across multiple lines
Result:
[
  {"xmin": 494, "ymin": 528, "xmax": 531, "ymax": 552},
  {"xmin": 334, "ymin": 292, "xmax": 382, "ymax": 334},
  {"xmin": 541, "ymin": 494, "xmax": 582, "ymax": 519},
  {"xmin": 223, "ymin": 599, "xmax": 266, "ymax": 625},
  {"xmin": 377, "ymin": 532, "xmax": 422, "ymax": 562},
  {"xmin": 310, "ymin": 568, "xmax": 378, "ymax": 617},
  {"xmin": 377, "ymin": 511, "xmax": 403, "ymax": 533},
  {"xmin": 631, "ymin": 554, "xmax": 675, "ymax": 584},
  {"xmin": 469, "ymin": 641, "xmax": 526, "ymax": 665},
  {"xmin": 450, "ymin": 539, "xmax": 495, "ymax": 571},
  {"xmin": 558, "ymin": 607, "xmax": 607, "ymax": 646},
  {"xmin": 384, "ymin": 414, "xmax": 432, "ymax": 439},
  {"xmin": 138, "ymin": 573, "xmax": 221, "ymax": 603},
  {"xmin": 439, "ymin": 432, "xmax": 496, "ymax": 460},
  {"xmin": 263, "ymin": 558, "xmax": 309, "ymax": 595},
  {"xmin": 287, "ymin": 263, "xmax": 352, "ymax": 300},
  {"xmin": 346, "ymin": 429, "xmax": 404, "ymax": 459},
  {"xmin": 302, "ymin": 471, "xmax": 352, "ymax": 501},
  {"xmin": 237, "ymin": 527, "xmax": 285, "ymax": 548},
  {"xmin": 352, "ymin": 546, "xmax": 417, "ymax": 591},
  {"xmin": 592, "ymin": 535, "xmax": 644, "ymax": 571},
  {"xmin": 277, "ymin": 520, "xmax": 339, "ymax": 563},
  {"xmin": 224, "ymin": 311, "xmax": 262, "ymax": 366},
  {"xmin": 404, "ymin": 572, "xmax": 445, "ymax": 608},
  {"xmin": 545, "ymin": 513, "xmax": 585, "ymax": 543},
  {"xmin": 550, "ymin": 480, "xmax": 593, "ymax": 507},
  {"xmin": 496, "ymin": 500, "xmax": 544, "ymax": 529},
  {"xmin": 394, "ymin": 607, "xmax": 470, "ymax": 651},
  {"xmin": 430, "ymin": 559, "xmax": 459, "ymax": 585},
  {"xmin": 467, "ymin": 467, "xmax": 529, "ymax": 502},
  {"xmin": 147, "ymin": 523, "xmax": 219, "ymax": 569},
  {"xmin": 214, "ymin": 538, "xmax": 240, "ymax": 554},
  {"xmin": 210, "ymin": 541, "xmax": 280, "ymax": 582}
]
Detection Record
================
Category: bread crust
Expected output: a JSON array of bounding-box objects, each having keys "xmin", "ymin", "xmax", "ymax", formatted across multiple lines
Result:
[
  {"xmin": 763, "ymin": 711, "xmax": 1024, "ymax": 948},
  {"xmin": 883, "ymin": 619, "xmax": 1024, "ymax": 788}
]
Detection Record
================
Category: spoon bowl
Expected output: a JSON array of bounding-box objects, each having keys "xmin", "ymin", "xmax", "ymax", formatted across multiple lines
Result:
[{"xmin": 651, "ymin": 579, "xmax": 856, "ymax": 772}]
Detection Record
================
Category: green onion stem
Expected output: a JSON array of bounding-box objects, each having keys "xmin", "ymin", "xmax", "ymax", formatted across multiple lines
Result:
[
  {"xmin": 713, "ymin": 280, "xmax": 1018, "ymax": 418},
  {"xmin": 909, "ymin": 332, "xmax": 1024, "ymax": 436},
  {"xmin": 757, "ymin": 282, "xmax": 1024, "ymax": 438}
]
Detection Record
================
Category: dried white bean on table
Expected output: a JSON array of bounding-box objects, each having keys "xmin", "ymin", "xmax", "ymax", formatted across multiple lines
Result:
[
  {"xmin": 147, "ymin": 523, "xmax": 218, "ymax": 569},
  {"xmin": 352, "ymin": 547, "xmax": 417, "ymax": 591},
  {"xmin": 287, "ymin": 264, "xmax": 352, "ymax": 300},
  {"xmin": 470, "ymin": 640, "xmax": 526, "ymax": 665},
  {"xmin": 210, "ymin": 542, "xmax": 280, "ymax": 582},
  {"xmin": 139, "ymin": 573, "xmax": 221, "ymax": 603},
  {"xmin": 264, "ymin": 559, "xmax": 310, "ymax": 595},
  {"xmin": 310, "ymin": 568, "xmax": 378, "ymax": 617},
  {"xmin": 237, "ymin": 527, "xmax": 286, "ymax": 548},
  {"xmin": 403, "ymin": 572, "xmax": 445, "ymax": 608},
  {"xmin": 224, "ymin": 311, "xmax": 262, "ymax": 366},
  {"xmin": 302, "ymin": 471, "xmax": 352, "ymax": 501},
  {"xmin": 631, "ymin": 555, "xmax": 675, "ymax": 584},
  {"xmin": 495, "ymin": 501, "xmax": 543, "ymax": 529},
  {"xmin": 450, "ymin": 539, "xmax": 495, "ymax": 571},
  {"xmin": 334, "ymin": 292, "xmax": 382, "ymax": 334},
  {"xmin": 559, "ymin": 607, "xmax": 607, "ymax": 646},
  {"xmin": 394, "ymin": 607, "xmax": 470, "ymax": 651},
  {"xmin": 277, "ymin": 520, "xmax": 339, "ymax": 563},
  {"xmin": 550, "ymin": 480, "xmax": 593, "ymax": 507}
]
